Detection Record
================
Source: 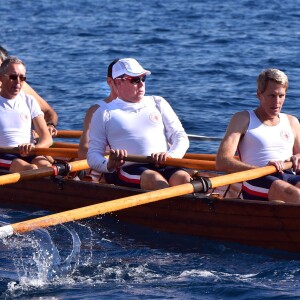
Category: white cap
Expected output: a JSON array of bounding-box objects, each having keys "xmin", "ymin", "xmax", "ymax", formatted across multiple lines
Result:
[{"xmin": 112, "ymin": 58, "xmax": 151, "ymax": 79}]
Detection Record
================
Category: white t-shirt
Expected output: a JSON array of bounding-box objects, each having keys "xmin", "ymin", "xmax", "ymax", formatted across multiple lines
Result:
[
  {"xmin": 87, "ymin": 96, "xmax": 189, "ymax": 173},
  {"xmin": 0, "ymin": 91, "xmax": 43, "ymax": 146}
]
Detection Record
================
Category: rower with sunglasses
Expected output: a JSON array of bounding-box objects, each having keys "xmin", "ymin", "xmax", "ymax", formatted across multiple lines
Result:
[
  {"xmin": 0, "ymin": 46, "xmax": 58, "ymax": 136},
  {"xmin": 87, "ymin": 58, "xmax": 191, "ymax": 190},
  {"xmin": 0, "ymin": 57, "xmax": 53, "ymax": 172}
]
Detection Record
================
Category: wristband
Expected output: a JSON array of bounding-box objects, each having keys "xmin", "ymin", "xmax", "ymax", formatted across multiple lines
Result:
[{"xmin": 47, "ymin": 122, "xmax": 57, "ymax": 128}]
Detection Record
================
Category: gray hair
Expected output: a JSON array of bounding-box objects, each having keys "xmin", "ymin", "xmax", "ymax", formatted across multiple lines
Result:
[
  {"xmin": 257, "ymin": 68, "xmax": 288, "ymax": 93},
  {"xmin": 0, "ymin": 46, "xmax": 9, "ymax": 63},
  {"xmin": 0, "ymin": 57, "xmax": 25, "ymax": 75}
]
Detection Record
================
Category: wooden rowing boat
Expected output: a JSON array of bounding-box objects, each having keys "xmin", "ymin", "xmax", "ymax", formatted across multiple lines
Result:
[{"xmin": 0, "ymin": 171, "xmax": 300, "ymax": 254}]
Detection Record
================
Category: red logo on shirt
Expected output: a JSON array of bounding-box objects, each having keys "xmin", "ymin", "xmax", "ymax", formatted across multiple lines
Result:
[
  {"xmin": 20, "ymin": 112, "xmax": 29, "ymax": 122},
  {"xmin": 149, "ymin": 112, "xmax": 162, "ymax": 123},
  {"xmin": 280, "ymin": 130, "xmax": 292, "ymax": 142}
]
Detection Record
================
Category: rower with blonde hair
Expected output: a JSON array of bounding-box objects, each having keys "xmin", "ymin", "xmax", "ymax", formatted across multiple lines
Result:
[{"xmin": 216, "ymin": 68, "xmax": 300, "ymax": 203}]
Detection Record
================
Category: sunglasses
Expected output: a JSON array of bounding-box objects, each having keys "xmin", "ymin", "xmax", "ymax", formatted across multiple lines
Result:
[
  {"xmin": 120, "ymin": 75, "xmax": 146, "ymax": 85},
  {"xmin": 4, "ymin": 74, "xmax": 27, "ymax": 82}
]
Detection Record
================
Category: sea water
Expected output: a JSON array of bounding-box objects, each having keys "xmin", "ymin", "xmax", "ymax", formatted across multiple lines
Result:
[{"xmin": 1, "ymin": 0, "xmax": 300, "ymax": 298}]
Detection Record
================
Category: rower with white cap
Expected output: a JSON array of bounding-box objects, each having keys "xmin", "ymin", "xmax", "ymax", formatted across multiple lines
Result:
[{"xmin": 87, "ymin": 58, "xmax": 191, "ymax": 190}]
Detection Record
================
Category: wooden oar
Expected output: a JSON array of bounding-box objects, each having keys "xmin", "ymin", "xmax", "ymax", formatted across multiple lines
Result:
[
  {"xmin": 208, "ymin": 162, "xmax": 292, "ymax": 188},
  {"xmin": 51, "ymin": 142, "xmax": 79, "ymax": 148},
  {"xmin": 56, "ymin": 130, "xmax": 82, "ymax": 138},
  {"xmin": 184, "ymin": 153, "xmax": 217, "ymax": 160},
  {"xmin": 0, "ymin": 147, "xmax": 78, "ymax": 158},
  {"xmin": 184, "ymin": 153, "xmax": 239, "ymax": 161},
  {"xmin": 124, "ymin": 155, "xmax": 216, "ymax": 170},
  {"xmin": 0, "ymin": 148, "xmax": 216, "ymax": 168},
  {"xmin": 46, "ymin": 145, "xmax": 236, "ymax": 162},
  {"xmin": 0, "ymin": 160, "xmax": 89, "ymax": 186},
  {"xmin": 56, "ymin": 130, "xmax": 223, "ymax": 141},
  {"xmin": 0, "ymin": 162, "xmax": 291, "ymax": 239},
  {"xmin": 48, "ymin": 145, "xmax": 236, "ymax": 162},
  {"xmin": 51, "ymin": 141, "xmax": 221, "ymax": 162}
]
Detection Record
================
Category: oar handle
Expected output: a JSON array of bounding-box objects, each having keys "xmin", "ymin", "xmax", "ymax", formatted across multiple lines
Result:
[
  {"xmin": 56, "ymin": 130, "xmax": 82, "ymax": 138},
  {"xmin": 0, "ymin": 147, "xmax": 20, "ymax": 154},
  {"xmin": 51, "ymin": 142, "xmax": 79, "ymax": 148},
  {"xmin": 124, "ymin": 155, "xmax": 216, "ymax": 170},
  {"xmin": 36, "ymin": 147, "xmax": 235, "ymax": 162},
  {"xmin": 0, "ymin": 147, "xmax": 78, "ymax": 158},
  {"xmin": 184, "ymin": 153, "xmax": 239, "ymax": 161}
]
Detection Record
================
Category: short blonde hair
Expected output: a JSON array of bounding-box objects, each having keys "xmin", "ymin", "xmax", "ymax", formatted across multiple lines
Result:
[{"xmin": 257, "ymin": 68, "xmax": 288, "ymax": 93}]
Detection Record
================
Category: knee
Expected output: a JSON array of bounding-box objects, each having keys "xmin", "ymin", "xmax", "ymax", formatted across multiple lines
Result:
[
  {"xmin": 17, "ymin": 164, "xmax": 38, "ymax": 171},
  {"xmin": 169, "ymin": 171, "xmax": 191, "ymax": 187},
  {"xmin": 269, "ymin": 180, "xmax": 300, "ymax": 203},
  {"xmin": 140, "ymin": 170, "xmax": 168, "ymax": 190},
  {"xmin": 27, "ymin": 164, "xmax": 38, "ymax": 170}
]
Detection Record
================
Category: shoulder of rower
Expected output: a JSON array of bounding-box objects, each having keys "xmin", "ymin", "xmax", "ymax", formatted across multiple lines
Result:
[
  {"xmin": 286, "ymin": 114, "xmax": 299, "ymax": 125},
  {"xmin": 286, "ymin": 114, "xmax": 300, "ymax": 138},
  {"xmin": 229, "ymin": 110, "xmax": 249, "ymax": 134}
]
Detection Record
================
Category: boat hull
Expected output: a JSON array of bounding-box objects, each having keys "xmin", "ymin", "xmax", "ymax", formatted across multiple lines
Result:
[{"xmin": 1, "ymin": 176, "xmax": 300, "ymax": 253}]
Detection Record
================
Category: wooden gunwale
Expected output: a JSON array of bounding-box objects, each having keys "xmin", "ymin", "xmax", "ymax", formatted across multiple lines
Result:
[{"xmin": 0, "ymin": 175, "xmax": 300, "ymax": 253}]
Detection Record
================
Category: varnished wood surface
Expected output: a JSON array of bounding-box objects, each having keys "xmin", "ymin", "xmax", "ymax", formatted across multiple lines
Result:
[{"xmin": 0, "ymin": 175, "xmax": 299, "ymax": 253}]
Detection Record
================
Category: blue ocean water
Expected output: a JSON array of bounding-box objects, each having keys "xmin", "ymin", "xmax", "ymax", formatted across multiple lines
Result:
[{"xmin": 1, "ymin": 0, "xmax": 300, "ymax": 298}]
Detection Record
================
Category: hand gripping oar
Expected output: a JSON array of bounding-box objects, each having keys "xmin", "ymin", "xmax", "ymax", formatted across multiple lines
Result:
[
  {"xmin": 0, "ymin": 162, "xmax": 291, "ymax": 239},
  {"xmin": 49, "ymin": 143, "xmax": 224, "ymax": 162},
  {"xmin": 0, "ymin": 148, "xmax": 216, "ymax": 168},
  {"xmin": 0, "ymin": 160, "xmax": 89, "ymax": 186},
  {"xmin": 0, "ymin": 147, "xmax": 78, "ymax": 158},
  {"xmin": 45, "ymin": 146, "xmax": 236, "ymax": 162},
  {"xmin": 124, "ymin": 155, "xmax": 216, "ymax": 170},
  {"xmin": 50, "ymin": 141, "xmax": 217, "ymax": 160}
]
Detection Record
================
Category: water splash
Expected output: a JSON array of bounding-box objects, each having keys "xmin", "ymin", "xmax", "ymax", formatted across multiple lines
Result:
[{"xmin": 1, "ymin": 221, "xmax": 93, "ymax": 297}]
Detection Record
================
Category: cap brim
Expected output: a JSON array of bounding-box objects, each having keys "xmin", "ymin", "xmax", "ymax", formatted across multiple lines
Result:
[{"xmin": 124, "ymin": 70, "xmax": 151, "ymax": 77}]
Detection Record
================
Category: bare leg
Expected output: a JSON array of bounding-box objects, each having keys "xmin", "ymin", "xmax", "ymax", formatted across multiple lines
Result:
[
  {"xmin": 140, "ymin": 169, "xmax": 169, "ymax": 190},
  {"xmin": 9, "ymin": 159, "xmax": 38, "ymax": 172},
  {"xmin": 9, "ymin": 156, "xmax": 52, "ymax": 172},
  {"xmin": 31, "ymin": 156, "xmax": 52, "ymax": 168},
  {"xmin": 168, "ymin": 170, "xmax": 191, "ymax": 186},
  {"xmin": 268, "ymin": 180, "xmax": 300, "ymax": 204}
]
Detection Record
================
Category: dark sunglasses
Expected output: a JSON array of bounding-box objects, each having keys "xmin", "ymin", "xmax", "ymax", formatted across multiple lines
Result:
[
  {"xmin": 121, "ymin": 75, "xmax": 146, "ymax": 85},
  {"xmin": 5, "ymin": 74, "xmax": 27, "ymax": 82}
]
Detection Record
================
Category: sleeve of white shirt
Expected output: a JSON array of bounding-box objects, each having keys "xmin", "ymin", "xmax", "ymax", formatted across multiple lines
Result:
[
  {"xmin": 155, "ymin": 96, "xmax": 189, "ymax": 158},
  {"xmin": 23, "ymin": 92, "xmax": 44, "ymax": 119},
  {"xmin": 87, "ymin": 107, "xmax": 111, "ymax": 173}
]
